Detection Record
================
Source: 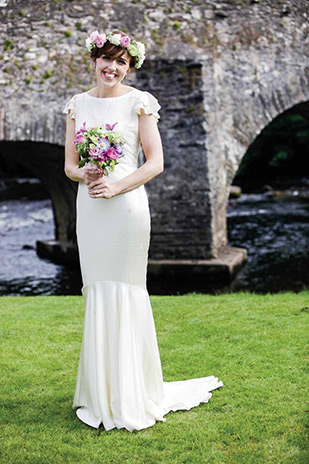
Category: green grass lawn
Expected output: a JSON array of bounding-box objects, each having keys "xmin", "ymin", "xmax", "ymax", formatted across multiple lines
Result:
[{"xmin": 0, "ymin": 291, "xmax": 308, "ymax": 464}]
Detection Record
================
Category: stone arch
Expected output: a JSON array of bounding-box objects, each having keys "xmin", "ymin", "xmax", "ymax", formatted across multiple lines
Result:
[
  {"xmin": 228, "ymin": 95, "xmax": 309, "ymax": 193},
  {"xmin": 0, "ymin": 140, "xmax": 77, "ymax": 243},
  {"xmin": 205, "ymin": 58, "xmax": 309, "ymax": 254},
  {"xmin": 233, "ymin": 100, "xmax": 309, "ymax": 191}
]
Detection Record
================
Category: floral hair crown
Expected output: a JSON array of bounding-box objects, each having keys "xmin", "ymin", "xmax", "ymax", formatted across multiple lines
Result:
[{"xmin": 85, "ymin": 31, "xmax": 146, "ymax": 69}]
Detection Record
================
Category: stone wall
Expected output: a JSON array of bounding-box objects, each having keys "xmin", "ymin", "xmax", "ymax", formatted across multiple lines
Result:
[
  {"xmin": 0, "ymin": 0, "xmax": 308, "ymax": 260},
  {"xmin": 136, "ymin": 60, "xmax": 213, "ymax": 259}
]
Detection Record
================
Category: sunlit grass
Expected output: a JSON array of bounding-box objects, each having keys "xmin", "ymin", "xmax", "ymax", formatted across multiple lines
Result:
[{"xmin": 0, "ymin": 291, "xmax": 308, "ymax": 464}]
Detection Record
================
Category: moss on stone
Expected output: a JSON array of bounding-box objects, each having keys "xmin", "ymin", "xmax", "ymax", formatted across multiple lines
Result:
[
  {"xmin": 4, "ymin": 39, "xmax": 14, "ymax": 52},
  {"xmin": 173, "ymin": 21, "xmax": 182, "ymax": 31},
  {"xmin": 14, "ymin": 60, "xmax": 21, "ymax": 69},
  {"xmin": 42, "ymin": 70, "xmax": 55, "ymax": 79}
]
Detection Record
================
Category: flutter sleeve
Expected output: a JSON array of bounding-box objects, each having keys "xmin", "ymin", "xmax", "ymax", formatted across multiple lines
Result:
[
  {"xmin": 134, "ymin": 91, "xmax": 161, "ymax": 123},
  {"xmin": 63, "ymin": 95, "xmax": 76, "ymax": 120}
]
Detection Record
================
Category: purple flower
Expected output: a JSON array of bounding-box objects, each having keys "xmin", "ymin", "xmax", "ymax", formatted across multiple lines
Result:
[
  {"xmin": 98, "ymin": 137, "xmax": 111, "ymax": 152},
  {"xmin": 114, "ymin": 143, "xmax": 123, "ymax": 155}
]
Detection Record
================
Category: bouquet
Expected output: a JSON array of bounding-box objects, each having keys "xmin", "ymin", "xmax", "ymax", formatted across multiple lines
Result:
[{"xmin": 73, "ymin": 122, "xmax": 124, "ymax": 176}]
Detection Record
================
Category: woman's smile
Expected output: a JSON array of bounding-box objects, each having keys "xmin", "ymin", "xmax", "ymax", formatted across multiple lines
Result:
[{"xmin": 102, "ymin": 70, "xmax": 118, "ymax": 81}]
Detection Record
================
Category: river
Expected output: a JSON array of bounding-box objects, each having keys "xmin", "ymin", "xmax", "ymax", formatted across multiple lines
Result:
[{"xmin": 0, "ymin": 186, "xmax": 308, "ymax": 295}]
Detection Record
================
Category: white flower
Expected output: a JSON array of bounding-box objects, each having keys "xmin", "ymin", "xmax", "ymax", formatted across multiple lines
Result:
[
  {"xmin": 127, "ymin": 43, "xmax": 138, "ymax": 56},
  {"xmin": 136, "ymin": 41, "xmax": 145, "ymax": 55},
  {"xmin": 109, "ymin": 33, "xmax": 121, "ymax": 46},
  {"xmin": 85, "ymin": 37, "xmax": 93, "ymax": 52}
]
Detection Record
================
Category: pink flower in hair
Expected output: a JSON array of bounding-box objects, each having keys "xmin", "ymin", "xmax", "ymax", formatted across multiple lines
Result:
[
  {"xmin": 120, "ymin": 36, "xmax": 130, "ymax": 47},
  {"xmin": 90, "ymin": 30, "xmax": 99, "ymax": 41},
  {"xmin": 90, "ymin": 30, "xmax": 106, "ymax": 48},
  {"xmin": 96, "ymin": 34, "xmax": 106, "ymax": 48}
]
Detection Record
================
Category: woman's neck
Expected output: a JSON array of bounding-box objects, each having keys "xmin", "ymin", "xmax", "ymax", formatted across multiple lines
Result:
[{"xmin": 94, "ymin": 83, "xmax": 128, "ymax": 98}]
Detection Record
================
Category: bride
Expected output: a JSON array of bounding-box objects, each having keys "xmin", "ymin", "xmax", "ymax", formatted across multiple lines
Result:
[{"xmin": 63, "ymin": 29, "xmax": 223, "ymax": 432}]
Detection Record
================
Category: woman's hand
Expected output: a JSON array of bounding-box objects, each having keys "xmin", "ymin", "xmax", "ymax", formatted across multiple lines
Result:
[
  {"xmin": 87, "ymin": 176, "xmax": 117, "ymax": 199},
  {"xmin": 83, "ymin": 168, "xmax": 103, "ymax": 186}
]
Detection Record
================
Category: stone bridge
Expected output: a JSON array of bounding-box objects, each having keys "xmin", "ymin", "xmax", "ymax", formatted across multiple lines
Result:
[{"xmin": 0, "ymin": 0, "xmax": 308, "ymax": 288}]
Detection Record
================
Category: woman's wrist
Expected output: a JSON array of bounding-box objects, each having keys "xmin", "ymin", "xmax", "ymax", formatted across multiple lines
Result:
[
  {"xmin": 111, "ymin": 181, "xmax": 121, "ymax": 196},
  {"xmin": 65, "ymin": 166, "xmax": 84, "ymax": 183}
]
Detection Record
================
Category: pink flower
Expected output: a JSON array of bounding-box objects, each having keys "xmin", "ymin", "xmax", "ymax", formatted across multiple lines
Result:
[
  {"xmin": 120, "ymin": 36, "xmax": 130, "ymax": 47},
  {"xmin": 89, "ymin": 31, "xmax": 106, "ymax": 48},
  {"xmin": 90, "ymin": 30, "xmax": 99, "ymax": 42},
  {"xmin": 89, "ymin": 147, "xmax": 102, "ymax": 161},
  {"xmin": 73, "ymin": 134, "xmax": 85, "ymax": 144},
  {"xmin": 106, "ymin": 147, "xmax": 120, "ymax": 160},
  {"xmin": 77, "ymin": 121, "xmax": 87, "ymax": 135},
  {"xmin": 105, "ymin": 122, "xmax": 118, "ymax": 131},
  {"xmin": 95, "ymin": 35, "xmax": 105, "ymax": 48}
]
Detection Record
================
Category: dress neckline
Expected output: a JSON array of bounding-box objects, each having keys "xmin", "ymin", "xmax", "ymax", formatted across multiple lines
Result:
[{"xmin": 85, "ymin": 88, "xmax": 137, "ymax": 100}]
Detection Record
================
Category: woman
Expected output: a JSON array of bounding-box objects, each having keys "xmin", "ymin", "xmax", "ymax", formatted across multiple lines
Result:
[{"xmin": 63, "ymin": 29, "xmax": 223, "ymax": 432}]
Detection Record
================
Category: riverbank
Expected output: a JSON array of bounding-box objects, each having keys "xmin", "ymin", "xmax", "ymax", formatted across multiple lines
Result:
[
  {"xmin": 227, "ymin": 188, "xmax": 309, "ymax": 293},
  {"xmin": 1, "ymin": 291, "xmax": 308, "ymax": 464}
]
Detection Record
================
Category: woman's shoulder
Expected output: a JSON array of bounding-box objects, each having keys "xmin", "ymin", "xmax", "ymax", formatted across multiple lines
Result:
[
  {"xmin": 129, "ymin": 87, "xmax": 157, "ymax": 99},
  {"xmin": 131, "ymin": 88, "xmax": 161, "ymax": 122},
  {"xmin": 63, "ymin": 92, "xmax": 85, "ymax": 118}
]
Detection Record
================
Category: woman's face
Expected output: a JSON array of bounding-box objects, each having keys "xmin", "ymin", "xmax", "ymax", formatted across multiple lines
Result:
[{"xmin": 95, "ymin": 50, "xmax": 131, "ymax": 88}]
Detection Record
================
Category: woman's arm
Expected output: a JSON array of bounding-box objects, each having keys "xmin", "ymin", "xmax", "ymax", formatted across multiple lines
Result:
[
  {"xmin": 88, "ymin": 111, "xmax": 164, "ymax": 198},
  {"xmin": 64, "ymin": 112, "xmax": 85, "ymax": 183},
  {"xmin": 114, "ymin": 111, "xmax": 164, "ymax": 194}
]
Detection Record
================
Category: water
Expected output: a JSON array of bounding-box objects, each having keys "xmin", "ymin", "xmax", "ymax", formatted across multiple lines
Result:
[
  {"xmin": 227, "ymin": 191, "xmax": 309, "ymax": 293},
  {"xmin": 0, "ymin": 199, "xmax": 82, "ymax": 296},
  {"xmin": 0, "ymin": 191, "xmax": 308, "ymax": 296}
]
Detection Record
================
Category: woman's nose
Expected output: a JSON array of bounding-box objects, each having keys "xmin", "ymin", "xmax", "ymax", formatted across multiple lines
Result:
[{"xmin": 107, "ymin": 60, "xmax": 117, "ymax": 69}]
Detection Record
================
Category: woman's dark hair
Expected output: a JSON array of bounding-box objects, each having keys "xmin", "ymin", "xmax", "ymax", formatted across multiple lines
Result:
[{"xmin": 90, "ymin": 30, "xmax": 136, "ymax": 69}]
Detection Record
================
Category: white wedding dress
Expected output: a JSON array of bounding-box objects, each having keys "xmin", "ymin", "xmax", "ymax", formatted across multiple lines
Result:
[{"xmin": 63, "ymin": 88, "xmax": 223, "ymax": 432}]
